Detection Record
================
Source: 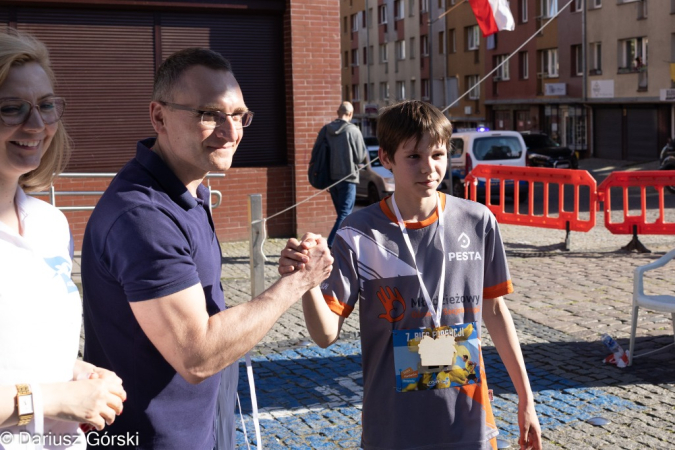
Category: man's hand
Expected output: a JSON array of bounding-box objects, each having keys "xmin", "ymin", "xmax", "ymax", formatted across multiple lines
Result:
[
  {"xmin": 287, "ymin": 233, "xmax": 333, "ymax": 292},
  {"xmin": 517, "ymin": 399, "xmax": 542, "ymax": 450},
  {"xmin": 279, "ymin": 233, "xmax": 326, "ymax": 276}
]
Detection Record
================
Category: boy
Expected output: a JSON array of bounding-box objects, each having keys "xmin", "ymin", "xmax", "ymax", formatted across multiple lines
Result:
[{"xmin": 282, "ymin": 101, "xmax": 541, "ymax": 450}]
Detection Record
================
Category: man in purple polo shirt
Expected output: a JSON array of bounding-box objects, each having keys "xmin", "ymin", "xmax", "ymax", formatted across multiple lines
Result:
[{"xmin": 81, "ymin": 48, "xmax": 333, "ymax": 449}]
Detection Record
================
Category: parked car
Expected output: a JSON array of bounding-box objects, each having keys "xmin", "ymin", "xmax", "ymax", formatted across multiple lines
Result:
[
  {"xmin": 521, "ymin": 133, "xmax": 579, "ymax": 169},
  {"xmin": 356, "ymin": 137, "xmax": 395, "ymax": 204},
  {"xmin": 449, "ymin": 130, "xmax": 528, "ymax": 199}
]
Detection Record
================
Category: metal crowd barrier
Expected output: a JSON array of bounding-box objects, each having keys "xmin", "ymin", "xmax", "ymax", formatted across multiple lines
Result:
[{"xmin": 33, "ymin": 172, "xmax": 225, "ymax": 211}]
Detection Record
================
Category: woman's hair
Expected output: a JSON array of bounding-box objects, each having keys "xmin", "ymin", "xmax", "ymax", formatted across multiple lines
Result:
[{"xmin": 0, "ymin": 31, "xmax": 71, "ymax": 192}]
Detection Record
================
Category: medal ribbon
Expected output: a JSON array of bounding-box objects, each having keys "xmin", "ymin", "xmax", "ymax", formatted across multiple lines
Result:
[{"xmin": 391, "ymin": 193, "xmax": 445, "ymax": 329}]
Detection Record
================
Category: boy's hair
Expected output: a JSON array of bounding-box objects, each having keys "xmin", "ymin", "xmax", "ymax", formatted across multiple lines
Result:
[
  {"xmin": 152, "ymin": 48, "xmax": 232, "ymax": 102},
  {"xmin": 0, "ymin": 31, "xmax": 71, "ymax": 192},
  {"xmin": 377, "ymin": 100, "xmax": 452, "ymax": 161}
]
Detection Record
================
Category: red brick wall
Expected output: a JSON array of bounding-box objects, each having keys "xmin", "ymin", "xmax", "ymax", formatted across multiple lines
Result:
[{"xmin": 285, "ymin": 0, "xmax": 340, "ymax": 240}]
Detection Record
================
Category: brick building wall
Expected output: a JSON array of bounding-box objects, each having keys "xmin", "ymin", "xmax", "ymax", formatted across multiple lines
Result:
[
  {"xmin": 42, "ymin": 0, "xmax": 341, "ymax": 250},
  {"xmin": 286, "ymin": 0, "xmax": 341, "ymax": 241}
]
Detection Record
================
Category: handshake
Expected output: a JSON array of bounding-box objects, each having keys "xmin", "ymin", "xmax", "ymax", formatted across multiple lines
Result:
[{"xmin": 278, "ymin": 233, "xmax": 334, "ymax": 283}]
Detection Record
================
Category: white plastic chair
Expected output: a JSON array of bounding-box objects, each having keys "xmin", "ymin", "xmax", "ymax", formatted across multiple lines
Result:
[{"xmin": 629, "ymin": 249, "xmax": 675, "ymax": 366}]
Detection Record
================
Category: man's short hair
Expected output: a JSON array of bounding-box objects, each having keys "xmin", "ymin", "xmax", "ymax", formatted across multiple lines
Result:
[
  {"xmin": 377, "ymin": 100, "xmax": 453, "ymax": 162},
  {"xmin": 152, "ymin": 48, "xmax": 233, "ymax": 102},
  {"xmin": 337, "ymin": 101, "xmax": 354, "ymax": 117}
]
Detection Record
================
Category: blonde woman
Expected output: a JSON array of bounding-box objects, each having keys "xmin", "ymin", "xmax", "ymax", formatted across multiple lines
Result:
[{"xmin": 0, "ymin": 32, "xmax": 125, "ymax": 449}]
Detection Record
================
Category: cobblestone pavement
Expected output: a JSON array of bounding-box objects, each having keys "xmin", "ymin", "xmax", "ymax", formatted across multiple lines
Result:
[
  {"xmin": 73, "ymin": 159, "xmax": 675, "ymax": 449},
  {"xmin": 227, "ymin": 234, "xmax": 675, "ymax": 450}
]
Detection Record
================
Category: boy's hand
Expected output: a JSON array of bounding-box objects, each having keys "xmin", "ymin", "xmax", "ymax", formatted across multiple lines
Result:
[
  {"xmin": 518, "ymin": 399, "xmax": 542, "ymax": 450},
  {"xmin": 279, "ymin": 233, "xmax": 323, "ymax": 275}
]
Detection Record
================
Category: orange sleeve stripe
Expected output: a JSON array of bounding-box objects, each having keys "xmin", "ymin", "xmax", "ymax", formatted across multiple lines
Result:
[
  {"xmin": 324, "ymin": 294, "xmax": 354, "ymax": 318},
  {"xmin": 483, "ymin": 280, "xmax": 513, "ymax": 299}
]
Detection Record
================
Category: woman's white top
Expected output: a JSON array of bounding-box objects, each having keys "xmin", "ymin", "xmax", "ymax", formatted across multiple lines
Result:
[{"xmin": 0, "ymin": 188, "xmax": 84, "ymax": 449}]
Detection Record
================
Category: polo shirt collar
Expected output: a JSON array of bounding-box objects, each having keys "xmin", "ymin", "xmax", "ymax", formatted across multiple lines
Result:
[{"xmin": 135, "ymin": 138, "xmax": 206, "ymax": 210}]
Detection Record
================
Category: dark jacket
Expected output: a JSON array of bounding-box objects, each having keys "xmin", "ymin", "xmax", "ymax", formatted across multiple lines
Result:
[{"xmin": 325, "ymin": 119, "xmax": 367, "ymax": 183}]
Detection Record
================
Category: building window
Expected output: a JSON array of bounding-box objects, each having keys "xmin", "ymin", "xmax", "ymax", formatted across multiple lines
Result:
[
  {"xmin": 410, "ymin": 37, "xmax": 416, "ymax": 58},
  {"xmin": 343, "ymin": 51, "xmax": 348, "ymax": 68},
  {"xmin": 351, "ymin": 13, "xmax": 359, "ymax": 31},
  {"xmin": 519, "ymin": 51, "xmax": 529, "ymax": 79},
  {"xmin": 411, "ymin": 79, "xmax": 416, "ymax": 98},
  {"xmin": 410, "ymin": 0, "xmax": 416, "ymax": 16},
  {"xmin": 352, "ymin": 84, "xmax": 360, "ymax": 101},
  {"xmin": 573, "ymin": 0, "xmax": 583, "ymax": 12},
  {"xmin": 619, "ymin": 37, "xmax": 647, "ymax": 70},
  {"xmin": 421, "ymin": 34, "xmax": 429, "ymax": 56},
  {"xmin": 343, "ymin": 84, "xmax": 349, "ymax": 101},
  {"xmin": 380, "ymin": 82, "xmax": 390, "ymax": 99},
  {"xmin": 380, "ymin": 43, "xmax": 388, "ymax": 63},
  {"xmin": 421, "ymin": 0, "xmax": 429, "ymax": 13},
  {"xmin": 368, "ymin": 8, "xmax": 373, "ymax": 28},
  {"xmin": 421, "ymin": 78, "xmax": 430, "ymax": 99},
  {"xmin": 486, "ymin": 34, "xmax": 496, "ymax": 50},
  {"xmin": 593, "ymin": 0, "xmax": 601, "ymax": 7},
  {"xmin": 396, "ymin": 40, "xmax": 406, "ymax": 60},
  {"xmin": 396, "ymin": 81, "xmax": 406, "ymax": 100},
  {"xmin": 466, "ymin": 75, "xmax": 480, "ymax": 99},
  {"xmin": 448, "ymin": 29, "xmax": 456, "ymax": 53},
  {"xmin": 379, "ymin": 5, "xmax": 388, "ymax": 24},
  {"xmin": 495, "ymin": 55, "xmax": 510, "ymax": 80},
  {"xmin": 395, "ymin": 0, "xmax": 405, "ymax": 19},
  {"xmin": 343, "ymin": 16, "xmax": 348, "ymax": 34},
  {"xmin": 590, "ymin": 42, "xmax": 602, "ymax": 74},
  {"xmin": 351, "ymin": 48, "xmax": 359, "ymax": 66},
  {"xmin": 573, "ymin": 44, "xmax": 583, "ymax": 76},
  {"xmin": 467, "ymin": 25, "xmax": 480, "ymax": 51},
  {"xmin": 542, "ymin": 0, "xmax": 558, "ymax": 18},
  {"xmin": 369, "ymin": 46, "xmax": 374, "ymax": 65},
  {"xmin": 521, "ymin": 0, "xmax": 528, "ymax": 22},
  {"xmin": 542, "ymin": 48, "xmax": 559, "ymax": 78},
  {"xmin": 364, "ymin": 83, "xmax": 369, "ymax": 101},
  {"xmin": 363, "ymin": 46, "xmax": 368, "ymax": 65},
  {"xmin": 637, "ymin": 0, "xmax": 647, "ymax": 19},
  {"xmin": 438, "ymin": 31, "xmax": 445, "ymax": 54}
]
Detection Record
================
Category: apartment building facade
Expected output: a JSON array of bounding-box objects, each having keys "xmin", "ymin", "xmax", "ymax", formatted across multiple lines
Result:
[
  {"xmin": 343, "ymin": 0, "xmax": 675, "ymax": 161},
  {"xmin": 587, "ymin": 0, "xmax": 674, "ymax": 160}
]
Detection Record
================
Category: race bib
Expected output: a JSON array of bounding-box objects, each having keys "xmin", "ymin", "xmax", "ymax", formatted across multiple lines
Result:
[{"xmin": 392, "ymin": 322, "xmax": 481, "ymax": 392}]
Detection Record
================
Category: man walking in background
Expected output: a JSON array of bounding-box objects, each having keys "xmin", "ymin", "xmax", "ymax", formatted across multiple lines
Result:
[{"xmin": 321, "ymin": 101, "xmax": 367, "ymax": 247}]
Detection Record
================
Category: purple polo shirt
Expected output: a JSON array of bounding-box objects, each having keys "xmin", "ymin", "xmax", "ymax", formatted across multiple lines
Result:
[{"xmin": 82, "ymin": 138, "xmax": 237, "ymax": 450}]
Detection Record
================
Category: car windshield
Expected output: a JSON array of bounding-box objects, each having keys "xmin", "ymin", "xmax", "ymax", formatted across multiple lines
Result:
[
  {"xmin": 473, "ymin": 136, "xmax": 523, "ymax": 161},
  {"xmin": 523, "ymin": 134, "xmax": 559, "ymax": 148},
  {"xmin": 368, "ymin": 150, "xmax": 382, "ymax": 167}
]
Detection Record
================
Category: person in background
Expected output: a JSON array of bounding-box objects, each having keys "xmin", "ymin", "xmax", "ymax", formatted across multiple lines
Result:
[
  {"xmin": 317, "ymin": 101, "xmax": 367, "ymax": 247},
  {"xmin": 0, "ymin": 31, "xmax": 125, "ymax": 449}
]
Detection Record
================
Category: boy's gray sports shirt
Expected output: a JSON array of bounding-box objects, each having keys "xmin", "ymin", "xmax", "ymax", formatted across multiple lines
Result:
[{"xmin": 322, "ymin": 193, "xmax": 512, "ymax": 450}]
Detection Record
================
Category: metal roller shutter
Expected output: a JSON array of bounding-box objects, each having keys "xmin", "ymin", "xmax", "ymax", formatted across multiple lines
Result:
[
  {"xmin": 16, "ymin": 8, "xmax": 155, "ymax": 172},
  {"xmin": 160, "ymin": 12, "xmax": 286, "ymax": 167},
  {"xmin": 594, "ymin": 108, "xmax": 622, "ymax": 159},
  {"xmin": 626, "ymin": 107, "xmax": 657, "ymax": 161}
]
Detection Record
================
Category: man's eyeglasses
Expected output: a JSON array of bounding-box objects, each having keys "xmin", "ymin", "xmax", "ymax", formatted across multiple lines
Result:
[
  {"xmin": 0, "ymin": 97, "xmax": 66, "ymax": 126},
  {"xmin": 159, "ymin": 101, "xmax": 254, "ymax": 129}
]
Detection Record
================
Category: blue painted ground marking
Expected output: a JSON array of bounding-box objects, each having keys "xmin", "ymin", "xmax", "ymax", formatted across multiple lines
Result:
[{"xmin": 234, "ymin": 341, "xmax": 645, "ymax": 448}]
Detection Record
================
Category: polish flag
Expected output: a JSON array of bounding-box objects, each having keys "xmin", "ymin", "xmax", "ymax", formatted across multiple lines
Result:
[{"xmin": 469, "ymin": 0, "xmax": 515, "ymax": 37}]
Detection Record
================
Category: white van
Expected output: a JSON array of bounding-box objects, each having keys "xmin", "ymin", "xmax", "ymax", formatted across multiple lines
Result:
[{"xmin": 449, "ymin": 130, "xmax": 528, "ymax": 197}]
